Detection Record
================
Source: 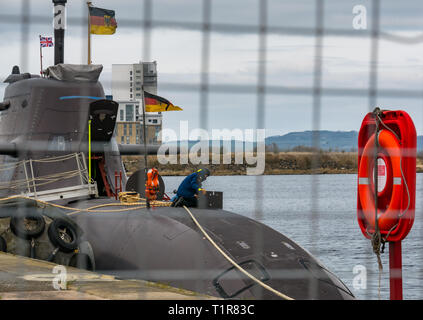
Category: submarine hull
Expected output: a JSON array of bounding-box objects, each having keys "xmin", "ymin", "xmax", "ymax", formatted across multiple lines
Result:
[{"xmin": 70, "ymin": 199, "xmax": 354, "ymax": 300}]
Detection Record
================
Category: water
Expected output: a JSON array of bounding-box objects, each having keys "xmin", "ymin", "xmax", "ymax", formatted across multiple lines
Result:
[{"xmin": 163, "ymin": 173, "xmax": 423, "ymax": 300}]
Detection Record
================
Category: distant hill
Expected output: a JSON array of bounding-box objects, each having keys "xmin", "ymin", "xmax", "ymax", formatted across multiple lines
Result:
[
  {"xmin": 266, "ymin": 131, "xmax": 423, "ymax": 152},
  {"xmin": 164, "ymin": 130, "xmax": 423, "ymax": 152},
  {"xmin": 265, "ymin": 130, "xmax": 359, "ymax": 152}
]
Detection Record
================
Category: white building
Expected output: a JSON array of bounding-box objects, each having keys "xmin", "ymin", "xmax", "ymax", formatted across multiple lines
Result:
[{"xmin": 111, "ymin": 61, "xmax": 162, "ymax": 144}]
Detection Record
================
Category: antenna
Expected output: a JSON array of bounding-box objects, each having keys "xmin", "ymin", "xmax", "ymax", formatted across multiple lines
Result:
[{"xmin": 53, "ymin": 0, "xmax": 67, "ymax": 65}]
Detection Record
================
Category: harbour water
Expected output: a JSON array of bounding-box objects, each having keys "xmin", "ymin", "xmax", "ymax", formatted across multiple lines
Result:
[{"xmin": 163, "ymin": 173, "xmax": 423, "ymax": 300}]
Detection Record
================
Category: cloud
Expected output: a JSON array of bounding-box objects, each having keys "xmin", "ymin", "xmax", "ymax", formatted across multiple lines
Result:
[{"xmin": 1, "ymin": 0, "xmax": 423, "ymax": 137}]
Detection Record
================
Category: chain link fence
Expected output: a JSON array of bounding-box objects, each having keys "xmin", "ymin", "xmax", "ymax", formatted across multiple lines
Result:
[{"xmin": 0, "ymin": 0, "xmax": 422, "ymax": 300}]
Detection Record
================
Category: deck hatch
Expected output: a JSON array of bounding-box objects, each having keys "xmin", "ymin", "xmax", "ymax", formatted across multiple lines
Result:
[{"xmin": 212, "ymin": 259, "xmax": 270, "ymax": 298}]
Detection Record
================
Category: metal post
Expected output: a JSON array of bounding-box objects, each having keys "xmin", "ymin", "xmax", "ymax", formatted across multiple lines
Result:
[
  {"xmin": 141, "ymin": 87, "xmax": 150, "ymax": 208},
  {"xmin": 23, "ymin": 160, "xmax": 31, "ymax": 194},
  {"xmin": 53, "ymin": 0, "xmax": 67, "ymax": 65},
  {"xmin": 389, "ymin": 241, "xmax": 403, "ymax": 300},
  {"xmin": 119, "ymin": 171, "xmax": 122, "ymax": 194},
  {"xmin": 39, "ymin": 35, "xmax": 43, "ymax": 76},
  {"xmin": 29, "ymin": 159, "xmax": 37, "ymax": 199},
  {"xmin": 87, "ymin": 1, "xmax": 92, "ymax": 64},
  {"xmin": 88, "ymin": 119, "xmax": 92, "ymax": 182},
  {"xmin": 114, "ymin": 171, "xmax": 117, "ymax": 197},
  {"xmin": 75, "ymin": 153, "xmax": 84, "ymax": 186},
  {"xmin": 80, "ymin": 151, "xmax": 88, "ymax": 182}
]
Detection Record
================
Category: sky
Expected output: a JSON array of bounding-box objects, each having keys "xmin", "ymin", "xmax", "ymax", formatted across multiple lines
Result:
[{"xmin": 1, "ymin": 0, "xmax": 423, "ymax": 138}]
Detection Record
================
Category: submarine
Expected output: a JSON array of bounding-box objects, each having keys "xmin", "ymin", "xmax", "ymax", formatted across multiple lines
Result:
[{"xmin": 0, "ymin": 0, "xmax": 355, "ymax": 300}]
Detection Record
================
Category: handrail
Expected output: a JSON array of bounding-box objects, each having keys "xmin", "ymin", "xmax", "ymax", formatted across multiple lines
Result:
[{"xmin": 0, "ymin": 153, "xmax": 96, "ymax": 200}]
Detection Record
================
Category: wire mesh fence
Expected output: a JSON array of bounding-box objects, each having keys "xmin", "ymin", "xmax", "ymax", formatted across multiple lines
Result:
[{"xmin": 0, "ymin": 0, "xmax": 422, "ymax": 301}]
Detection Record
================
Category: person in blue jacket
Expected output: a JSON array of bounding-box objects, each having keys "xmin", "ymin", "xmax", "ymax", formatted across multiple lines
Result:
[{"xmin": 171, "ymin": 168, "xmax": 210, "ymax": 207}]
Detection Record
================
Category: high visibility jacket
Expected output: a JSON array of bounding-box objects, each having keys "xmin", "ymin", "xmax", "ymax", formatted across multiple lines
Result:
[{"xmin": 146, "ymin": 168, "xmax": 159, "ymax": 200}]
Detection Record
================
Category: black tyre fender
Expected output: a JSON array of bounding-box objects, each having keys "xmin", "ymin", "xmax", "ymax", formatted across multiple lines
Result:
[
  {"xmin": 69, "ymin": 253, "xmax": 94, "ymax": 271},
  {"xmin": 0, "ymin": 235, "xmax": 7, "ymax": 252},
  {"xmin": 48, "ymin": 218, "xmax": 80, "ymax": 253},
  {"xmin": 10, "ymin": 212, "xmax": 46, "ymax": 240},
  {"xmin": 77, "ymin": 240, "xmax": 96, "ymax": 271},
  {"xmin": 126, "ymin": 169, "xmax": 165, "ymax": 200}
]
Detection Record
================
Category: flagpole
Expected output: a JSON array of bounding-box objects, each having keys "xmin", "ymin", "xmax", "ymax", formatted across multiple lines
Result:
[
  {"xmin": 88, "ymin": 118, "xmax": 92, "ymax": 182},
  {"xmin": 39, "ymin": 35, "xmax": 43, "ymax": 76},
  {"xmin": 141, "ymin": 86, "xmax": 150, "ymax": 208},
  {"xmin": 87, "ymin": 1, "xmax": 92, "ymax": 64}
]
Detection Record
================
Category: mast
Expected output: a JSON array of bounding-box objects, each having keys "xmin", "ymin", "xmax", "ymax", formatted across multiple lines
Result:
[
  {"xmin": 39, "ymin": 35, "xmax": 43, "ymax": 76},
  {"xmin": 87, "ymin": 1, "xmax": 92, "ymax": 64},
  {"xmin": 53, "ymin": 0, "xmax": 67, "ymax": 65},
  {"xmin": 141, "ymin": 87, "xmax": 150, "ymax": 208}
]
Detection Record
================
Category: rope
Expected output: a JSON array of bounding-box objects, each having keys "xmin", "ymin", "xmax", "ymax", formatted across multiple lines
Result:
[
  {"xmin": 368, "ymin": 109, "xmax": 412, "ymax": 299},
  {"xmin": 372, "ymin": 111, "xmax": 412, "ymax": 240},
  {"xmin": 0, "ymin": 153, "xmax": 79, "ymax": 170},
  {"xmin": 118, "ymin": 191, "xmax": 143, "ymax": 203},
  {"xmin": 66, "ymin": 200, "xmax": 171, "ymax": 215},
  {"xmin": 0, "ymin": 169, "xmax": 83, "ymax": 191},
  {"xmin": 0, "ymin": 152, "xmax": 87, "ymax": 192},
  {"xmin": 1, "ymin": 193, "xmax": 293, "ymax": 299},
  {"xmin": 182, "ymin": 205, "xmax": 294, "ymax": 300},
  {"xmin": 0, "ymin": 195, "xmax": 171, "ymax": 215},
  {"xmin": 376, "ymin": 112, "xmax": 411, "ymax": 240},
  {"xmin": 31, "ymin": 153, "xmax": 79, "ymax": 163},
  {"xmin": 371, "ymin": 108, "xmax": 383, "ymax": 300}
]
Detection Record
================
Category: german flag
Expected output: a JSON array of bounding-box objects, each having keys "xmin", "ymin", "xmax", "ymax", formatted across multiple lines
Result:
[
  {"xmin": 89, "ymin": 6, "xmax": 117, "ymax": 35},
  {"xmin": 144, "ymin": 91, "xmax": 182, "ymax": 112}
]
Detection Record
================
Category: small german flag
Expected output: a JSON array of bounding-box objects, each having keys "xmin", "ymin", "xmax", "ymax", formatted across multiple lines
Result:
[
  {"xmin": 144, "ymin": 91, "xmax": 182, "ymax": 112},
  {"xmin": 89, "ymin": 6, "xmax": 117, "ymax": 35}
]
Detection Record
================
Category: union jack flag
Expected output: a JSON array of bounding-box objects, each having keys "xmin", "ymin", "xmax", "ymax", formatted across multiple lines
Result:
[{"xmin": 40, "ymin": 36, "xmax": 53, "ymax": 47}]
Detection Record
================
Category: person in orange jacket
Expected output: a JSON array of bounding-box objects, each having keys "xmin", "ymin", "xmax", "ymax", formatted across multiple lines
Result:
[{"xmin": 145, "ymin": 167, "xmax": 160, "ymax": 200}]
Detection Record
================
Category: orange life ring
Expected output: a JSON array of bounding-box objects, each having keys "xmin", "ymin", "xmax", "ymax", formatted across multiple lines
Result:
[
  {"xmin": 358, "ymin": 129, "xmax": 403, "ymax": 232},
  {"xmin": 146, "ymin": 168, "xmax": 159, "ymax": 200}
]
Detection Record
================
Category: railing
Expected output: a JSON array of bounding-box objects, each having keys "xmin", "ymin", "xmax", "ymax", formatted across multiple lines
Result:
[{"xmin": 0, "ymin": 152, "xmax": 98, "ymax": 201}]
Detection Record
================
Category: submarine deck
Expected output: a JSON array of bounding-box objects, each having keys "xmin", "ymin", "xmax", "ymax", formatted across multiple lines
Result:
[{"xmin": 0, "ymin": 252, "xmax": 219, "ymax": 300}]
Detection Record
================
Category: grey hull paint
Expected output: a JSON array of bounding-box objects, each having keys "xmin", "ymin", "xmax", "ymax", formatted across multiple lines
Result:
[{"xmin": 0, "ymin": 77, "xmax": 126, "ymax": 195}]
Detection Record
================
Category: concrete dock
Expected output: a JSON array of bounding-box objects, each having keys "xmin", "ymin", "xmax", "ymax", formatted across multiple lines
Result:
[{"xmin": 0, "ymin": 252, "xmax": 219, "ymax": 300}]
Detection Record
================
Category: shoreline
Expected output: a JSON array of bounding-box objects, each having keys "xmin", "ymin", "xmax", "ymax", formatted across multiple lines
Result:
[
  {"xmin": 122, "ymin": 152, "xmax": 423, "ymax": 176},
  {"xmin": 152, "ymin": 168, "xmax": 359, "ymax": 176}
]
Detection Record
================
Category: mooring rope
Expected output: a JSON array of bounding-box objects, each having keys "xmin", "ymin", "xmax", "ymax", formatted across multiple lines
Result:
[
  {"xmin": 0, "ymin": 195, "xmax": 171, "ymax": 215},
  {"xmin": 371, "ymin": 108, "xmax": 383, "ymax": 300},
  {"xmin": 369, "ymin": 110, "xmax": 412, "ymax": 299},
  {"xmin": 182, "ymin": 205, "xmax": 295, "ymax": 300}
]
